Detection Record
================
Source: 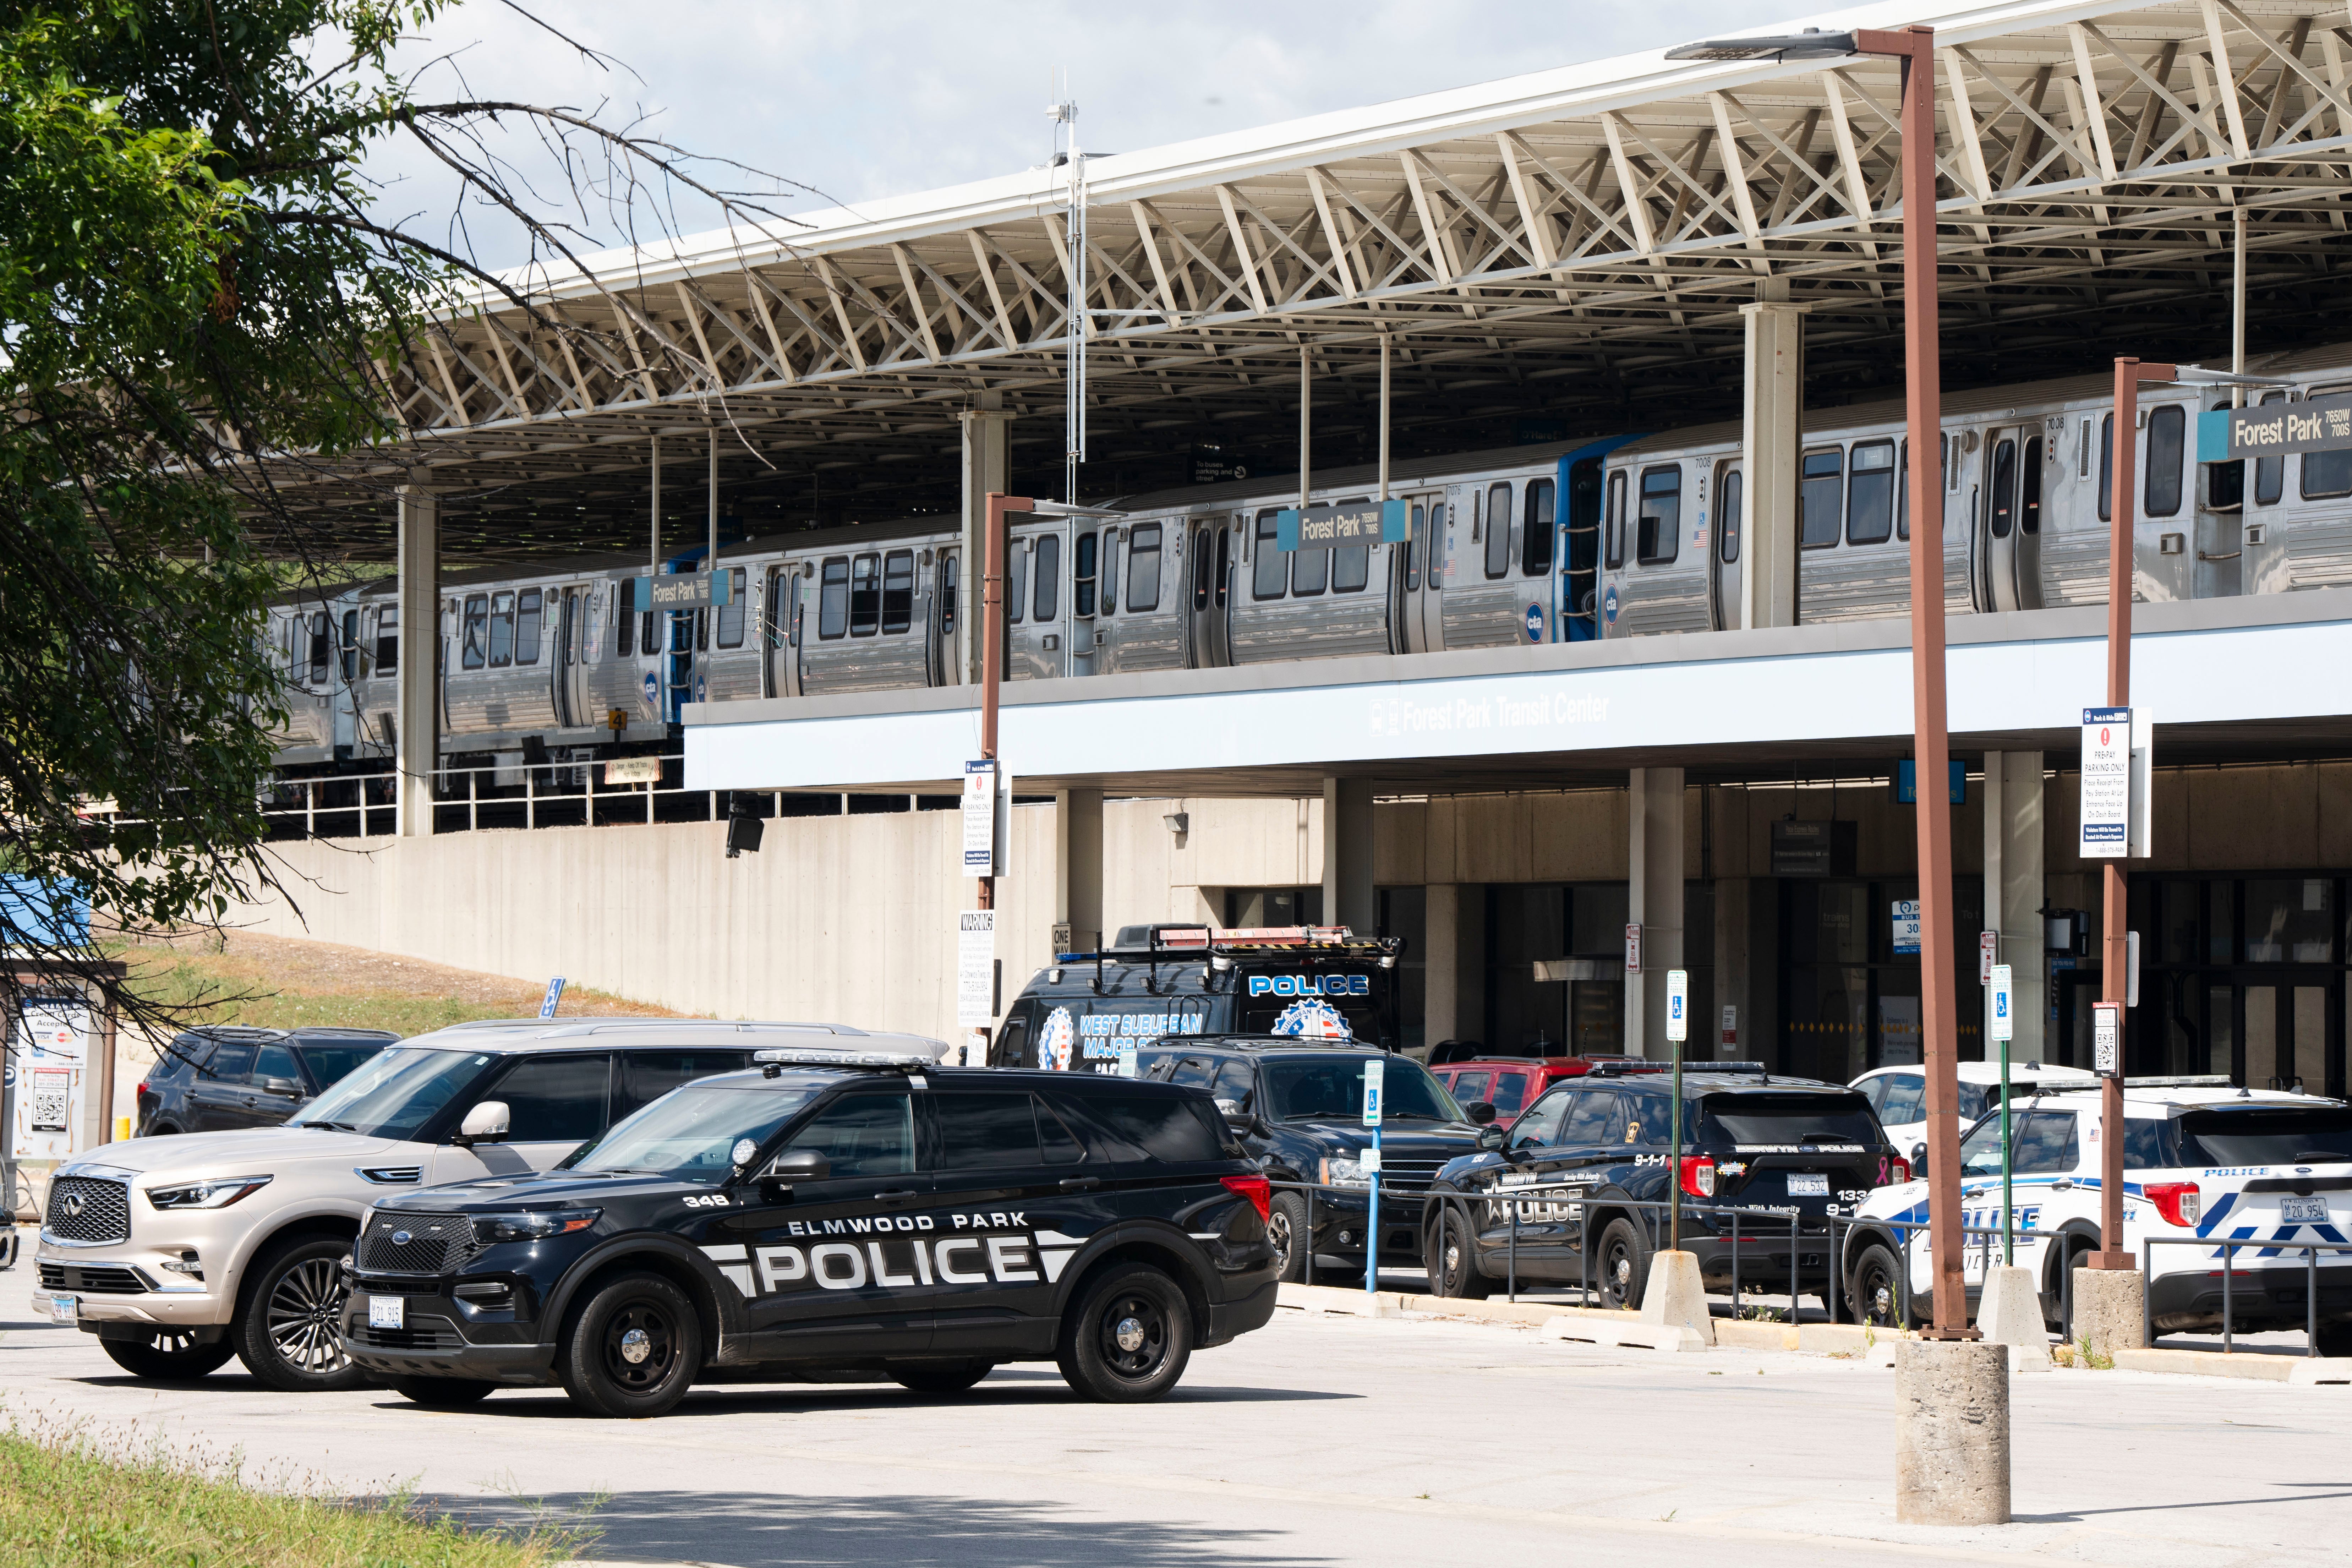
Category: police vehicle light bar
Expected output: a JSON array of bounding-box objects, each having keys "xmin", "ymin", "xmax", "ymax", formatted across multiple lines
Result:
[{"xmin": 750, "ymin": 1049, "xmax": 935, "ymax": 1068}]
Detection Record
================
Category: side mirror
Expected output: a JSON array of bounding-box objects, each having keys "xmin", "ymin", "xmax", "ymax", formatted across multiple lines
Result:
[
  {"xmin": 455, "ymin": 1100, "xmax": 510, "ymax": 1146},
  {"xmin": 261, "ymin": 1077, "xmax": 303, "ymax": 1098},
  {"xmin": 1215, "ymin": 1097, "xmax": 1252, "ymax": 1129},
  {"xmin": 1466, "ymin": 1101, "xmax": 1498, "ymax": 1126},
  {"xmin": 1477, "ymin": 1126, "xmax": 1506, "ymax": 1151},
  {"xmin": 1910, "ymin": 1141, "xmax": 1928, "ymax": 1170},
  {"xmin": 758, "ymin": 1147, "xmax": 830, "ymax": 1201}
]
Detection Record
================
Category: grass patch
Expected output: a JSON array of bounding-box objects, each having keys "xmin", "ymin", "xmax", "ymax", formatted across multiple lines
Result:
[{"xmin": 0, "ymin": 1415, "xmax": 585, "ymax": 1568}]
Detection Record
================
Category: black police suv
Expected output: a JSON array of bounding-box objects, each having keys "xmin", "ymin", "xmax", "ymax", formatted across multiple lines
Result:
[
  {"xmin": 137, "ymin": 1025, "xmax": 398, "ymax": 1136},
  {"xmin": 1135, "ymin": 1036, "xmax": 1490, "ymax": 1283},
  {"xmin": 339, "ymin": 1052, "xmax": 1278, "ymax": 1417},
  {"xmin": 1420, "ymin": 1064, "xmax": 1904, "ymax": 1311},
  {"xmin": 996, "ymin": 926, "xmax": 1406, "ymax": 1068}
]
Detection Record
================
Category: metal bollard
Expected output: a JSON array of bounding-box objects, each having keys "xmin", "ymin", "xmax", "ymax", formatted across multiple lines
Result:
[
  {"xmin": 2309, "ymin": 1244, "xmax": 2319, "ymax": 1356},
  {"xmin": 2222, "ymin": 1239, "xmax": 2233, "ymax": 1354},
  {"xmin": 1507, "ymin": 1197, "xmax": 1519, "ymax": 1303}
]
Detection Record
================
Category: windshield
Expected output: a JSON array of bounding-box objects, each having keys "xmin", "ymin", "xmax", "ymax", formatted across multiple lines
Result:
[
  {"xmin": 1697, "ymin": 1092, "xmax": 1881, "ymax": 1148},
  {"xmin": 1959, "ymin": 1109, "xmax": 2082, "ymax": 1176},
  {"xmin": 564, "ymin": 1083, "xmax": 823, "ymax": 1182},
  {"xmin": 293, "ymin": 1041, "xmax": 390, "ymax": 1089},
  {"xmin": 2176, "ymin": 1106, "xmax": 2352, "ymax": 1165},
  {"xmin": 288, "ymin": 1047, "xmax": 496, "ymax": 1139},
  {"xmin": 1262, "ymin": 1058, "xmax": 1461, "ymax": 1123}
]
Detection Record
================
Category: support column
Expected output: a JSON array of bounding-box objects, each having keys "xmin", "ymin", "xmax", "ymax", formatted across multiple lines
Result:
[
  {"xmin": 959, "ymin": 399, "xmax": 1011, "ymax": 685},
  {"xmin": 1054, "ymin": 786, "xmax": 1104, "ymax": 954},
  {"xmin": 1322, "ymin": 777, "xmax": 1375, "ymax": 935},
  {"xmin": 1713, "ymin": 877, "xmax": 1754, "ymax": 1064},
  {"xmin": 1739, "ymin": 288, "xmax": 1805, "ymax": 631},
  {"xmin": 1423, "ymin": 884, "xmax": 1485, "ymax": 1049},
  {"xmin": 1626, "ymin": 767, "xmax": 1685, "ymax": 1057},
  {"xmin": 395, "ymin": 485, "xmax": 438, "ymax": 837},
  {"xmin": 1982, "ymin": 751, "xmax": 2047, "ymax": 1062}
]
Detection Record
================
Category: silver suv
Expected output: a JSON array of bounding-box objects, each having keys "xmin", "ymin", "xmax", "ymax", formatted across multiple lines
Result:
[{"xmin": 32, "ymin": 1017, "xmax": 946, "ymax": 1390}]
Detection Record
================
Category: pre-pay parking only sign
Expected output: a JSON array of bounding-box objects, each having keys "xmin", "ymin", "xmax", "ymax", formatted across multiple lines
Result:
[{"xmin": 2080, "ymin": 708, "xmax": 2130, "ymax": 859}]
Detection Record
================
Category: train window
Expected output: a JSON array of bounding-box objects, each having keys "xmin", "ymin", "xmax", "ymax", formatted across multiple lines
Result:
[
  {"xmin": 1799, "ymin": 449, "xmax": 1843, "ymax": 548},
  {"xmin": 1522, "ymin": 479, "xmax": 1555, "ymax": 576},
  {"xmin": 1032, "ymin": 533, "xmax": 1061, "ymax": 622},
  {"xmin": 2079, "ymin": 416, "xmax": 2094, "ymax": 478},
  {"xmin": 515, "ymin": 589, "xmax": 542, "ymax": 665},
  {"xmin": 2097, "ymin": 414, "xmax": 2113, "ymax": 521},
  {"xmin": 1717, "ymin": 468, "xmax": 1742, "ymax": 562},
  {"xmin": 1987, "ymin": 438, "xmax": 2017, "ymax": 539},
  {"xmin": 717, "ymin": 569, "xmax": 748, "ymax": 647},
  {"xmin": 1333, "ymin": 535, "xmax": 1368, "ymax": 594},
  {"xmin": 1293, "ymin": 514, "xmax": 1330, "ymax": 596},
  {"xmin": 1127, "ymin": 523, "xmax": 1163, "ymax": 611},
  {"xmin": 460, "ymin": 596, "xmax": 488, "ymax": 670},
  {"xmin": 2303, "ymin": 387, "xmax": 2352, "ymax": 498},
  {"xmin": 341, "ymin": 609, "xmax": 360, "ymax": 682},
  {"xmin": 881, "ymin": 550, "xmax": 914, "ymax": 635},
  {"xmin": 1214, "ymin": 524, "xmax": 1230, "ymax": 608},
  {"xmin": 1606, "ymin": 472, "xmax": 1626, "ymax": 569},
  {"xmin": 2254, "ymin": 391, "xmax": 2286, "ymax": 504},
  {"xmin": 938, "ymin": 556, "xmax": 958, "ymax": 637},
  {"xmin": 308, "ymin": 612, "xmax": 331, "ymax": 684},
  {"xmin": 2206, "ymin": 400, "xmax": 2246, "ymax": 512},
  {"xmin": 488, "ymin": 591, "xmax": 516, "ymax": 667},
  {"xmin": 1253, "ymin": 510, "xmax": 1286, "ymax": 599},
  {"xmin": 2144, "ymin": 405, "xmax": 2186, "ymax": 517},
  {"xmin": 849, "ymin": 553, "xmax": 881, "ymax": 637},
  {"xmin": 1483, "ymin": 482, "xmax": 1513, "ymax": 578},
  {"xmin": 1073, "ymin": 530, "xmax": 1098, "ymax": 618},
  {"xmin": 1101, "ymin": 530, "xmax": 1120, "ymax": 614},
  {"xmin": 1405, "ymin": 504, "xmax": 1422, "ymax": 590},
  {"xmin": 1635, "ymin": 466, "xmax": 1681, "ymax": 566},
  {"xmin": 1847, "ymin": 441, "xmax": 1895, "ymax": 545},
  {"xmin": 817, "ymin": 557, "xmax": 849, "ymax": 640},
  {"xmin": 1192, "ymin": 527, "xmax": 1213, "ymax": 611},
  {"xmin": 2021, "ymin": 437, "xmax": 2043, "ymax": 533},
  {"xmin": 376, "ymin": 606, "xmax": 398, "ymax": 676},
  {"xmin": 1007, "ymin": 539, "xmax": 1027, "ymax": 623}
]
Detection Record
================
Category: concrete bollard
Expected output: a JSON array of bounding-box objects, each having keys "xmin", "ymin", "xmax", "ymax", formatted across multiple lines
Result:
[
  {"xmin": 1894, "ymin": 1339, "xmax": 2011, "ymax": 1525},
  {"xmin": 1638, "ymin": 1250, "xmax": 1716, "ymax": 1345},
  {"xmin": 1975, "ymin": 1265, "xmax": 2051, "ymax": 1371},
  {"xmin": 2070, "ymin": 1268, "xmax": 2148, "ymax": 1359}
]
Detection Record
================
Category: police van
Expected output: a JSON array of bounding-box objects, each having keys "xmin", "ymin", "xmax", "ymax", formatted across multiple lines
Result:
[
  {"xmin": 992, "ymin": 926, "xmax": 1405, "ymax": 1071},
  {"xmin": 1842, "ymin": 1081, "xmax": 2352, "ymax": 1348},
  {"xmin": 338, "ymin": 1051, "xmax": 1278, "ymax": 1416}
]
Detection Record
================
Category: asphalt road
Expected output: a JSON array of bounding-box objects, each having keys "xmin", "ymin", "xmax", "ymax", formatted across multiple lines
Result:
[{"xmin": 4, "ymin": 1262, "xmax": 2349, "ymax": 1568}]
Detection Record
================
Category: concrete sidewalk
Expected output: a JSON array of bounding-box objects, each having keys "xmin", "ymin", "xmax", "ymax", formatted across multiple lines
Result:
[{"xmin": 3, "ymin": 1264, "xmax": 2348, "ymax": 1567}]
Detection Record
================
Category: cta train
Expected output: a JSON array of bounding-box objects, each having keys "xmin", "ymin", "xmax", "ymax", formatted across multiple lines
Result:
[{"xmin": 266, "ymin": 339, "xmax": 2352, "ymax": 780}]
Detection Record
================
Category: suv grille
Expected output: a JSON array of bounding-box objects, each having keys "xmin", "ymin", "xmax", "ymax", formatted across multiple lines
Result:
[
  {"xmin": 43, "ymin": 1177, "xmax": 130, "ymax": 1244},
  {"xmin": 39, "ymin": 1261, "xmax": 148, "ymax": 1294},
  {"xmin": 357, "ymin": 1212, "xmax": 475, "ymax": 1276},
  {"xmin": 1373, "ymin": 1157, "xmax": 1449, "ymax": 1196}
]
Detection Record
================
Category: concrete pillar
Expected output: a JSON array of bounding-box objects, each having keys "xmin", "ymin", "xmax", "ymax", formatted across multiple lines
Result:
[
  {"xmin": 1626, "ymin": 767, "xmax": 1685, "ymax": 1058},
  {"xmin": 1738, "ymin": 289, "xmax": 1805, "ymax": 631},
  {"xmin": 958, "ymin": 398, "xmax": 1011, "ymax": 685},
  {"xmin": 395, "ymin": 485, "xmax": 438, "ymax": 837},
  {"xmin": 2070, "ymin": 1268, "xmax": 2149, "ymax": 1358},
  {"xmin": 1055, "ymin": 786, "xmax": 1104, "ymax": 953},
  {"xmin": 1711, "ymin": 876, "xmax": 1781, "ymax": 1064},
  {"xmin": 1425, "ymin": 884, "xmax": 1487, "ymax": 1049},
  {"xmin": 1982, "ymin": 751, "xmax": 2046, "ymax": 1062},
  {"xmin": 1322, "ymin": 777, "xmax": 1375, "ymax": 935},
  {"xmin": 1893, "ymin": 1340, "xmax": 2012, "ymax": 1525}
]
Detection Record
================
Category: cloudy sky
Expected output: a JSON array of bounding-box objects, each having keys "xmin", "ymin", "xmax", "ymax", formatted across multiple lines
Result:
[{"xmin": 373, "ymin": 0, "xmax": 1798, "ymax": 271}]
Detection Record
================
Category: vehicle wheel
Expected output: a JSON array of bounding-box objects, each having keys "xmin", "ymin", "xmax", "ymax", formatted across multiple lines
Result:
[
  {"xmin": 1594, "ymin": 1217, "xmax": 1648, "ymax": 1311},
  {"xmin": 2314, "ymin": 1321, "xmax": 2352, "ymax": 1359},
  {"xmin": 1267, "ymin": 1191, "xmax": 1311, "ymax": 1284},
  {"xmin": 1056, "ymin": 1264, "xmax": 1193, "ymax": 1404},
  {"xmin": 1846, "ymin": 1242, "xmax": 1907, "ymax": 1327},
  {"xmin": 234, "ymin": 1236, "xmax": 370, "ymax": 1392},
  {"xmin": 557, "ymin": 1271, "xmax": 702, "ymax": 1418},
  {"xmin": 1425, "ymin": 1206, "xmax": 1496, "ymax": 1299},
  {"xmin": 389, "ymin": 1376, "xmax": 497, "ymax": 1409},
  {"xmin": 100, "ymin": 1328, "xmax": 235, "ymax": 1380},
  {"xmin": 886, "ymin": 1359, "xmax": 994, "ymax": 1394}
]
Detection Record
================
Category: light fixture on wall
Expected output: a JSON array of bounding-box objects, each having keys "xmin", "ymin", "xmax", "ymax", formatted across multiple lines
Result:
[{"xmin": 1162, "ymin": 812, "xmax": 1189, "ymax": 836}]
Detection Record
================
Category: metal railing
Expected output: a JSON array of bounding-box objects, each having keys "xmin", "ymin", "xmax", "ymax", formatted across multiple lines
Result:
[{"xmin": 2140, "ymin": 1233, "xmax": 2352, "ymax": 1357}]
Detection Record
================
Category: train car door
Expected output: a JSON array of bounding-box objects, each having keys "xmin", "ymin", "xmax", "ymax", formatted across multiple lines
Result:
[
  {"xmin": 2196, "ymin": 396, "xmax": 2252, "ymax": 600},
  {"xmin": 1708, "ymin": 461, "xmax": 1744, "ymax": 631},
  {"xmin": 1397, "ymin": 492, "xmax": 1446, "ymax": 653},
  {"xmin": 1069, "ymin": 526, "xmax": 1100, "ymax": 676},
  {"xmin": 1976, "ymin": 426, "xmax": 2026, "ymax": 612},
  {"xmin": 1183, "ymin": 517, "xmax": 1231, "ymax": 668},
  {"xmin": 553, "ymin": 586, "xmax": 587, "ymax": 728},
  {"xmin": 928, "ymin": 547, "xmax": 959, "ymax": 686}
]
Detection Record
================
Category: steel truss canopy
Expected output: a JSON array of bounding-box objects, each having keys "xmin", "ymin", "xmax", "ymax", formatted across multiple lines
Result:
[{"xmin": 303, "ymin": 0, "xmax": 2352, "ymax": 550}]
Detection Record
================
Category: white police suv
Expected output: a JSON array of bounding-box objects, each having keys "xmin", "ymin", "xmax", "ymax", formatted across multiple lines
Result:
[{"xmin": 1840, "ymin": 1082, "xmax": 2352, "ymax": 1350}]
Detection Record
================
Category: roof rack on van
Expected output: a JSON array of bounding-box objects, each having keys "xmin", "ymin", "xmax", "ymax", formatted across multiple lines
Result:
[{"xmin": 1584, "ymin": 1060, "xmax": 1770, "ymax": 1078}]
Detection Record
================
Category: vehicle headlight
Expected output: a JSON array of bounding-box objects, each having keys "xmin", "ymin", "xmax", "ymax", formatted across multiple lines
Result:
[
  {"xmin": 145, "ymin": 1176, "xmax": 273, "ymax": 1211},
  {"xmin": 472, "ymin": 1209, "xmax": 600, "ymax": 1245},
  {"xmin": 1319, "ymin": 1157, "xmax": 1371, "ymax": 1190}
]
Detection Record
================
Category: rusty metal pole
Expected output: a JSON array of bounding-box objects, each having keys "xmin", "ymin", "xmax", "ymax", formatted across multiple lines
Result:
[{"xmin": 977, "ymin": 493, "xmax": 1030, "ymax": 917}]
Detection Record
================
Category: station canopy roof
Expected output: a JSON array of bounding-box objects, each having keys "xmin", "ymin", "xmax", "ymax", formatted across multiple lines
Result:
[{"xmin": 291, "ymin": 0, "xmax": 2352, "ymax": 558}]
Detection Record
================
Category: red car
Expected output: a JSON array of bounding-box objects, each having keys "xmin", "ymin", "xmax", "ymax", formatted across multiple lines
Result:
[{"xmin": 1428, "ymin": 1055, "xmax": 1659, "ymax": 1126}]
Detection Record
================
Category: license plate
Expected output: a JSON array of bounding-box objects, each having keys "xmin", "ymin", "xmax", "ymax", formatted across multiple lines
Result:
[
  {"xmin": 367, "ymin": 1295, "xmax": 405, "ymax": 1330},
  {"xmin": 48, "ymin": 1294, "xmax": 77, "ymax": 1324},
  {"xmin": 2281, "ymin": 1197, "xmax": 2330, "ymax": 1223},
  {"xmin": 1787, "ymin": 1173, "xmax": 1830, "ymax": 1196}
]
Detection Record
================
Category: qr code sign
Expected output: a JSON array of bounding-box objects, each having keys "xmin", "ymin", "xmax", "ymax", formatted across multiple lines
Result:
[{"xmin": 31, "ymin": 1069, "xmax": 69, "ymax": 1133}]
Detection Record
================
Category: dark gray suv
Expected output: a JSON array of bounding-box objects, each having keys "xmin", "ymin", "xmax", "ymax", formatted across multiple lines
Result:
[{"xmin": 136, "ymin": 1027, "xmax": 399, "ymax": 1136}]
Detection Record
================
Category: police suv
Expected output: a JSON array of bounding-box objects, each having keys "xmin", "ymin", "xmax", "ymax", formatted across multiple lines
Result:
[
  {"xmin": 995, "ymin": 925, "xmax": 1405, "ymax": 1069},
  {"xmin": 1842, "ymin": 1081, "xmax": 2352, "ymax": 1346},
  {"xmin": 339, "ymin": 1052, "xmax": 1278, "ymax": 1416}
]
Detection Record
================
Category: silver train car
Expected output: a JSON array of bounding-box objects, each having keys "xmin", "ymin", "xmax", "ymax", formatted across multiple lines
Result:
[{"xmin": 264, "ymin": 338, "xmax": 2352, "ymax": 781}]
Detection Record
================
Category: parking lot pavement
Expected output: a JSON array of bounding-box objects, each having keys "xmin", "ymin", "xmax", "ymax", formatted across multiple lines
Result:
[{"xmin": 5, "ymin": 1266, "xmax": 2351, "ymax": 1568}]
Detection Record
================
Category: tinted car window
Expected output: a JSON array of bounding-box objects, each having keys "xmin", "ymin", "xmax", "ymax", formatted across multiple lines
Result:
[
  {"xmin": 1451, "ymin": 1071, "xmax": 1493, "ymax": 1105},
  {"xmin": 292, "ymin": 1040, "xmax": 389, "ymax": 1090},
  {"xmin": 2177, "ymin": 1105, "xmax": 2352, "ymax": 1165},
  {"xmin": 1619, "ymin": 1091, "xmax": 1669, "ymax": 1146},
  {"xmin": 1210, "ymin": 1059, "xmax": 1254, "ymax": 1109},
  {"xmin": 1962, "ymin": 1110, "xmax": 2078, "ymax": 1176},
  {"xmin": 1558, "ymin": 1089, "xmax": 1623, "ymax": 1146},
  {"xmin": 1878, "ymin": 1073, "xmax": 1926, "ymax": 1125},
  {"xmin": 1170, "ymin": 1056, "xmax": 1216, "ymax": 1089},
  {"xmin": 204, "ymin": 1041, "xmax": 257, "ymax": 1082},
  {"xmin": 1065, "ymin": 1092, "xmax": 1227, "ymax": 1163},
  {"xmin": 617, "ymin": 1050, "xmax": 753, "ymax": 1118},
  {"xmin": 154, "ymin": 1035, "xmax": 213, "ymax": 1080},
  {"xmin": 1262, "ymin": 1058, "xmax": 1459, "ymax": 1122},
  {"xmin": 787, "ymin": 1091, "xmax": 914, "ymax": 1176},
  {"xmin": 1696, "ymin": 1092, "xmax": 1880, "ymax": 1147},
  {"xmin": 487, "ymin": 1054, "xmax": 610, "ymax": 1143},
  {"xmin": 253, "ymin": 1042, "xmax": 301, "ymax": 1086},
  {"xmin": 291, "ymin": 1047, "xmax": 497, "ymax": 1140},
  {"xmin": 936, "ymin": 1091, "xmax": 1045, "ymax": 1170},
  {"xmin": 568, "ymin": 1083, "xmax": 823, "ymax": 1182},
  {"xmin": 1488, "ymin": 1071, "xmax": 1530, "ymax": 1117},
  {"xmin": 1510, "ymin": 1088, "xmax": 1571, "ymax": 1150}
]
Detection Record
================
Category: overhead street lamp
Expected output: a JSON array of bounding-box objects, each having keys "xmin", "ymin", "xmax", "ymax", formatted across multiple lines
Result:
[{"xmin": 1670, "ymin": 22, "xmax": 1970, "ymax": 1340}]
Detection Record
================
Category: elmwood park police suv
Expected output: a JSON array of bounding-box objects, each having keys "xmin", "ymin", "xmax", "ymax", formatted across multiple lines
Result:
[{"xmin": 339, "ymin": 1051, "xmax": 1277, "ymax": 1416}]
